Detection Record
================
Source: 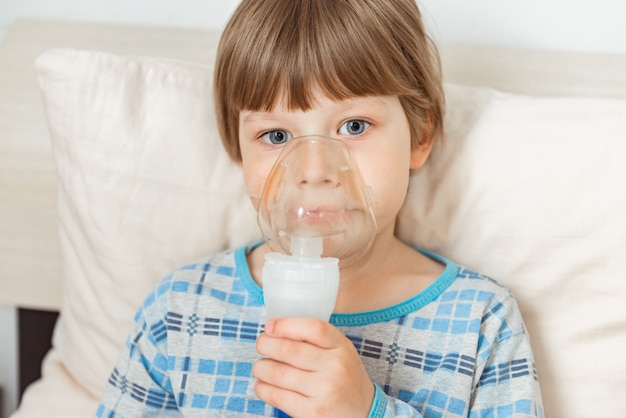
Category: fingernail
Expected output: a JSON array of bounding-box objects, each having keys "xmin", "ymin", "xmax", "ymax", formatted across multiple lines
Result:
[{"xmin": 264, "ymin": 319, "xmax": 275, "ymax": 334}]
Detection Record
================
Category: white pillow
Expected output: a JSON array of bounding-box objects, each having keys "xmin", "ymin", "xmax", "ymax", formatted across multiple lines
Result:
[
  {"xmin": 33, "ymin": 48, "xmax": 626, "ymax": 418},
  {"xmin": 35, "ymin": 48, "xmax": 260, "ymax": 400},
  {"xmin": 399, "ymin": 84, "xmax": 626, "ymax": 417}
]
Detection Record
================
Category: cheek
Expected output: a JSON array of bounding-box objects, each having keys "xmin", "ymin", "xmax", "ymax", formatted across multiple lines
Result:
[
  {"xmin": 241, "ymin": 159, "xmax": 269, "ymax": 207},
  {"xmin": 358, "ymin": 149, "xmax": 412, "ymax": 219},
  {"xmin": 369, "ymin": 163, "xmax": 410, "ymax": 208},
  {"xmin": 241, "ymin": 148, "xmax": 286, "ymax": 212}
]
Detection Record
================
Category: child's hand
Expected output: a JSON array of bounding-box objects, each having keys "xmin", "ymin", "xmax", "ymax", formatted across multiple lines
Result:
[{"xmin": 254, "ymin": 317, "xmax": 375, "ymax": 418}]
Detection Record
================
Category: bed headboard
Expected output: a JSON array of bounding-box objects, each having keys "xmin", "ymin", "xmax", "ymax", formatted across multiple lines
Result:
[{"xmin": 2, "ymin": 19, "xmax": 625, "ymax": 311}]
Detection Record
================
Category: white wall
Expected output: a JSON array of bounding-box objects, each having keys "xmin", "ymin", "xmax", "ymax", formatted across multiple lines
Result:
[
  {"xmin": 1, "ymin": 0, "xmax": 626, "ymax": 54},
  {"xmin": 0, "ymin": 0, "xmax": 240, "ymax": 38},
  {"xmin": 419, "ymin": 0, "xmax": 626, "ymax": 54}
]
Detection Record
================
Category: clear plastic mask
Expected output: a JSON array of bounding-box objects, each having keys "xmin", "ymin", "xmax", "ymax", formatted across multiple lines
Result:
[{"xmin": 258, "ymin": 135, "xmax": 377, "ymax": 267}]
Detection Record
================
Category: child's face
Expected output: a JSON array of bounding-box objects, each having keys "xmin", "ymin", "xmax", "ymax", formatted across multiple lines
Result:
[{"xmin": 238, "ymin": 93, "xmax": 432, "ymax": 238}]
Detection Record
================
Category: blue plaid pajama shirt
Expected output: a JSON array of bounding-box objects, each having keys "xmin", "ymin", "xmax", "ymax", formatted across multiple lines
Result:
[{"xmin": 97, "ymin": 245, "xmax": 543, "ymax": 417}]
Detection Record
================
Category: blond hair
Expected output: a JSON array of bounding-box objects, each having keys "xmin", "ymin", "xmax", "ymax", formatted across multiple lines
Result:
[{"xmin": 214, "ymin": 0, "xmax": 444, "ymax": 162}]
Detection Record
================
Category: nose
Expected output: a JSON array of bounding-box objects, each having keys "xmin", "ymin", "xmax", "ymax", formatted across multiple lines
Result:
[{"xmin": 292, "ymin": 140, "xmax": 340, "ymax": 188}]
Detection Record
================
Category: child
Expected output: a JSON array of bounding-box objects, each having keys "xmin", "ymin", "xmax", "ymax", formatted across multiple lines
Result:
[{"xmin": 98, "ymin": 0, "xmax": 543, "ymax": 417}]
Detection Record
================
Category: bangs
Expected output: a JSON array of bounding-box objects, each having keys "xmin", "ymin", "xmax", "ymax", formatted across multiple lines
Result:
[
  {"xmin": 215, "ymin": 0, "xmax": 443, "ymax": 161},
  {"xmin": 222, "ymin": 0, "xmax": 415, "ymax": 112}
]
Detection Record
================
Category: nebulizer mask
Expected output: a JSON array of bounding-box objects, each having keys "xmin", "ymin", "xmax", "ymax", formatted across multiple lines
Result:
[{"xmin": 258, "ymin": 135, "xmax": 377, "ymax": 321}]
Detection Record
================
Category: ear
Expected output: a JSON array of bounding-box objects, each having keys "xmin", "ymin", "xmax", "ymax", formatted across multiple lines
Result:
[{"xmin": 409, "ymin": 134, "xmax": 435, "ymax": 170}]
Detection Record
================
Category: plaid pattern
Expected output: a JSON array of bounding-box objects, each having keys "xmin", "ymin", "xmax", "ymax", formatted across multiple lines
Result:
[{"xmin": 98, "ymin": 246, "xmax": 543, "ymax": 417}]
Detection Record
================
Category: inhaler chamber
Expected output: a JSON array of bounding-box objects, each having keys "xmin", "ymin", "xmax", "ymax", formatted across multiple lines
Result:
[
  {"xmin": 258, "ymin": 135, "xmax": 377, "ymax": 266},
  {"xmin": 259, "ymin": 135, "xmax": 377, "ymax": 321}
]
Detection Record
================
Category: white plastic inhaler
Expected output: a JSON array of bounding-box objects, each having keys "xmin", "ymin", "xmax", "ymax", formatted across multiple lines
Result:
[{"xmin": 258, "ymin": 135, "xmax": 376, "ymax": 321}]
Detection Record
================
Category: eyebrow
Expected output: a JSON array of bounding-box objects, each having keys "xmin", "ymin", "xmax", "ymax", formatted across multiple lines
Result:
[
  {"xmin": 241, "ymin": 112, "xmax": 282, "ymax": 124},
  {"xmin": 340, "ymin": 97, "xmax": 389, "ymax": 112},
  {"xmin": 241, "ymin": 95, "xmax": 392, "ymax": 124}
]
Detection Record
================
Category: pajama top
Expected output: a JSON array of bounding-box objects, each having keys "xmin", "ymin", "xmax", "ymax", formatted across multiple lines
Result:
[{"xmin": 97, "ymin": 245, "xmax": 544, "ymax": 417}]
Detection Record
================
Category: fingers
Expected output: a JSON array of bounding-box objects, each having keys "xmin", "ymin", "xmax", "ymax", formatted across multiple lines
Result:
[
  {"xmin": 256, "ymin": 332, "xmax": 322, "ymax": 371},
  {"xmin": 254, "ymin": 379, "xmax": 332, "ymax": 418},
  {"xmin": 253, "ymin": 357, "xmax": 311, "ymax": 394},
  {"xmin": 263, "ymin": 317, "xmax": 343, "ymax": 349},
  {"xmin": 254, "ymin": 318, "xmax": 375, "ymax": 417},
  {"xmin": 254, "ymin": 358, "xmax": 375, "ymax": 418},
  {"xmin": 253, "ymin": 358, "xmax": 324, "ymax": 417},
  {"xmin": 254, "ymin": 379, "xmax": 303, "ymax": 416},
  {"xmin": 257, "ymin": 318, "xmax": 345, "ymax": 371}
]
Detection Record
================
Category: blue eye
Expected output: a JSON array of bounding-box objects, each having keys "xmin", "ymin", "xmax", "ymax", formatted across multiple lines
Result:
[
  {"xmin": 261, "ymin": 130, "xmax": 292, "ymax": 145},
  {"xmin": 339, "ymin": 119, "xmax": 370, "ymax": 136}
]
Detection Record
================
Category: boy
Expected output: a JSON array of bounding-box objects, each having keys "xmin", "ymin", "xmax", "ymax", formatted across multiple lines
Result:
[{"xmin": 98, "ymin": 0, "xmax": 543, "ymax": 417}]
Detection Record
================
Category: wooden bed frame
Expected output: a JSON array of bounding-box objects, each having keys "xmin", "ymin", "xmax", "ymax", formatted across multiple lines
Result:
[{"xmin": 17, "ymin": 309, "xmax": 58, "ymax": 401}]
